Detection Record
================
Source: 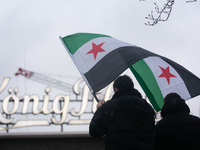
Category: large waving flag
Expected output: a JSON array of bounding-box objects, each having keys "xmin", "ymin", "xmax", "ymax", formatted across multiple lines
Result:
[{"xmin": 60, "ymin": 33, "xmax": 200, "ymax": 111}]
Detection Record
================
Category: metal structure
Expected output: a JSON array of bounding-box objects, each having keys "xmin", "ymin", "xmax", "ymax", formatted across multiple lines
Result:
[{"xmin": 15, "ymin": 68, "xmax": 76, "ymax": 94}]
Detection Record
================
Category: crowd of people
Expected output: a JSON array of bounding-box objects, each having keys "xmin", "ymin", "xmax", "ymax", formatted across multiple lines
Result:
[{"xmin": 89, "ymin": 75, "xmax": 200, "ymax": 150}]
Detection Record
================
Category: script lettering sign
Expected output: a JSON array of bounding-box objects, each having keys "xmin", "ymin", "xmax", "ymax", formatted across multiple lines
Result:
[{"xmin": 0, "ymin": 78, "xmax": 113, "ymax": 132}]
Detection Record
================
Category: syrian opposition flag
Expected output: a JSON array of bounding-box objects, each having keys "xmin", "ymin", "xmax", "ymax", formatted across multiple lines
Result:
[
  {"xmin": 60, "ymin": 33, "xmax": 200, "ymax": 111},
  {"xmin": 130, "ymin": 56, "xmax": 200, "ymax": 111}
]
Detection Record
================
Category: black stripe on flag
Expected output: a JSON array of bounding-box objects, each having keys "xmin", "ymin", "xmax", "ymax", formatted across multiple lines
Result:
[
  {"xmin": 84, "ymin": 46, "xmax": 159, "ymax": 92},
  {"xmin": 161, "ymin": 56, "xmax": 200, "ymax": 98}
]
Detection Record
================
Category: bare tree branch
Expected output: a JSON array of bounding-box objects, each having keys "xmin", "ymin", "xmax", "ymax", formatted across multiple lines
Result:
[
  {"xmin": 141, "ymin": 0, "xmax": 198, "ymax": 26},
  {"xmin": 145, "ymin": 0, "xmax": 175, "ymax": 26},
  {"xmin": 140, "ymin": 0, "xmax": 197, "ymax": 2},
  {"xmin": 186, "ymin": 0, "xmax": 197, "ymax": 3}
]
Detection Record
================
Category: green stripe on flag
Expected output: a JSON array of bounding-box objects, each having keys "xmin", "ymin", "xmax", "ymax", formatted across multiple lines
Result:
[
  {"xmin": 62, "ymin": 33, "xmax": 111, "ymax": 54},
  {"xmin": 130, "ymin": 59, "xmax": 164, "ymax": 111}
]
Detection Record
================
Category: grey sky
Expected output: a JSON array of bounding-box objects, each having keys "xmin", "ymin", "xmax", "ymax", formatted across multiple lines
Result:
[{"xmin": 0, "ymin": 0, "xmax": 200, "ymax": 132}]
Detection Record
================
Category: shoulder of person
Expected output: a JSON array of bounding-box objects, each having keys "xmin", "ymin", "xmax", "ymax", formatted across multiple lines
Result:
[{"xmin": 99, "ymin": 99, "xmax": 120, "ymax": 115}]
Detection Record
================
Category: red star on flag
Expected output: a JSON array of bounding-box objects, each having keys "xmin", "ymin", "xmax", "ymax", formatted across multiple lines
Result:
[
  {"xmin": 87, "ymin": 42, "xmax": 105, "ymax": 60},
  {"xmin": 158, "ymin": 66, "xmax": 176, "ymax": 84}
]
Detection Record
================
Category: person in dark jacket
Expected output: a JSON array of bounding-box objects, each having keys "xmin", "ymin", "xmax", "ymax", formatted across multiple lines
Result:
[
  {"xmin": 153, "ymin": 93, "xmax": 200, "ymax": 150},
  {"xmin": 89, "ymin": 75, "xmax": 155, "ymax": 150}
]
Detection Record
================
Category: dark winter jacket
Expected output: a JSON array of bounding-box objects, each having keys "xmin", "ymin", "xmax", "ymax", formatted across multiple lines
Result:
[
  {"xmin": 153, "ymin": 98, "xmax": 200, "ymax": 150},
  {"xmin": 89, "ymin": 88, "xmax": 155, "ymax": 150}
]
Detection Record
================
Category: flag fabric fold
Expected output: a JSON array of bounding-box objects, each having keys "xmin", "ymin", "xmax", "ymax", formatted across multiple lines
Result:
[
  {"xmin": 130, "ymin": 56, "xmax": 199, "ymax": 111},
  {"xmin": 60, "ymin": 32, "xmax": 200, "ymax": 111}
]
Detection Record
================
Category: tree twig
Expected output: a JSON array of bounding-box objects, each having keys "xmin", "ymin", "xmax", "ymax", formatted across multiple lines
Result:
[
  {"xmin": 186, "ymin": 0, "xmax": 197, "ymax": 3},
  {"xmin": 145, "ymin": 0, "xmax": 175, "ymax": 26}
]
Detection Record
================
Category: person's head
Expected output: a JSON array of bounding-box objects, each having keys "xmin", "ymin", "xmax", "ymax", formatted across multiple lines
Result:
[
  {"xmin": 113, "ymin": 75, "xmax": 134, "ymax": 92},
  {"xmin": 161, "ymin": 92, "xmax": 190, "ymax": 117},
  {"xmin": 164, "ymin": 93, "xmax": 181, "ymax": 103}
]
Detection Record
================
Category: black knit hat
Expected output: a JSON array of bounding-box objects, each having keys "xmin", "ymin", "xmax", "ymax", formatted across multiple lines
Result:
[{"xmin": 113, "ymin": 75, "xmax": 134, "ymax": 91}]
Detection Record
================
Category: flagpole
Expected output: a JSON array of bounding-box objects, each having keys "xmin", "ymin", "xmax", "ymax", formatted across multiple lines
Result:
[{"xmin": 59, "ymin": 36, "xmax": 99, "ymax": 102}]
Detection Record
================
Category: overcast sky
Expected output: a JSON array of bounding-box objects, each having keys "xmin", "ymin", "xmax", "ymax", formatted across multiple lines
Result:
[{"xmin": 0, "ymin": 0, "xmax": 200, "ymax": 132}]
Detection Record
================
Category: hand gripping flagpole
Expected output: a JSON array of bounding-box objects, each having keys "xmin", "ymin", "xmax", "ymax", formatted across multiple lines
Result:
[{"xmin": 59, "ymin": 36, "xmax": 99, "ymax": 102}]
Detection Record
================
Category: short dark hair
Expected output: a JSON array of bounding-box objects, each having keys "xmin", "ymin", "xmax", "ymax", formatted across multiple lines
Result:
[
  {"xmin": 164, "ymin": 93, "xmax": 181, "ymax": 103},
  {"xmin": 113, "ymin": 75, "xmax": 134, "ymax": 91}
]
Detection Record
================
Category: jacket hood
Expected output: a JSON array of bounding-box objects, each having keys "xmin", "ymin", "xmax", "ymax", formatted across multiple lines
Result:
[
  {"xmin": 161, "ymin": 98, "xmax": 190, "ymax": 118},
  {"xmin": 111, "ymin": 88, "xmax": 155, "ymax": 120}
]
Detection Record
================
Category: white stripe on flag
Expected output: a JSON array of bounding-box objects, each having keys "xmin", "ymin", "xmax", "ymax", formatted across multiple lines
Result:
[
  {"xmin": 73, "ymin": 37, "xmax": 133, "ymax": 74},
  {"xmin": 144, "ymin": 56, "xmax": 191, "ymax": 100}
]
